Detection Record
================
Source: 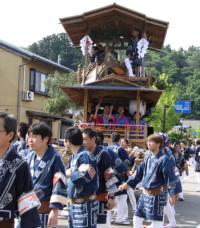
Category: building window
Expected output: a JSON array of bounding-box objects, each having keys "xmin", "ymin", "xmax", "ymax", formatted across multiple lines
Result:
[{"xmin": 29, "ymin": 68, "xmax": 48, "ymax": 95}]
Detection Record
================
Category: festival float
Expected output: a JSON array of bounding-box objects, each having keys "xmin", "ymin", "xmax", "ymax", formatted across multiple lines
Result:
[{"xmin": 60, "ymin": 3, "xmax": 168, "ymax": 147}]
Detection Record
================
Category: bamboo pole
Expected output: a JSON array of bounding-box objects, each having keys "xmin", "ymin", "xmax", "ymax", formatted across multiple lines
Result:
[
  {"xmin": 141, "ymin": 58, "xmax": 144, "ymax": 77},
  {"xmin": 82, "ymin": 47, "xmax": 88, "ymax": 85}
]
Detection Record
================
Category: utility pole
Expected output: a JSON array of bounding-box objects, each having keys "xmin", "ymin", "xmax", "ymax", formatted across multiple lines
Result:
[
  {"xmin": 162, "ymin": 105, "xmax": 169, "ymax": 133},
  {"xmin": 180, "ymin": 118, "xmax": 184, "ymax": 137}
]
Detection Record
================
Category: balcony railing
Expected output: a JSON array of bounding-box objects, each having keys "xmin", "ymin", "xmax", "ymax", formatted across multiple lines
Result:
[{"xmin": 75, "ymin": 122, "xmax": 147, "ymax": 145}]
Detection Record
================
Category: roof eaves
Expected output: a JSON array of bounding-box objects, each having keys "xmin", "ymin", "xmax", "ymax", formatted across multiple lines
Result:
[
  {"xmin": 63, "ymin": 84, "xmax": 163, "ymax": 92},
  {"xmin": 0, "ymin": 39, "xmax": 73, "ymax": 72}
]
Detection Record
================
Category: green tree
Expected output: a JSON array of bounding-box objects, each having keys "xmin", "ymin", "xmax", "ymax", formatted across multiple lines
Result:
[
  {"xmin": 178, "ymin": 71, "xmax": 200, "ymax": 119},
  {"xmin": 44, "ymin": 72, "xmax": 76, "ymax": 115},
  {"xmin": 148, "ymin": 45, "xmax": 200, "ymax": 119},
  {"xmin": 28, "ymin": 33, "xmax": 82, "ymax": 70},
  {"xmin": 147, "ymin": 74, "xmax": 180, "ymax": 132}
]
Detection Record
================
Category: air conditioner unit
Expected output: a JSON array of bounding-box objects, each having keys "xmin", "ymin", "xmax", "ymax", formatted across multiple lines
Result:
[{"xmin": 22, "ymin": 90, "xmax": 34, "ymax": 101}]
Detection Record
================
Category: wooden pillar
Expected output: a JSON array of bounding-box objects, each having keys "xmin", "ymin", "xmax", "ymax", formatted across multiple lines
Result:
[
  {"xmin": 104, "ymin": 45, "xmax": 109, "ymax": 76},
  {"xmin": 143, "ymin": 102, "xmax": 146, "ymax": 114},
  {"xmin": 136, "ymin": 91, "xmax": 141, "ymax": 126},
  {"xmin": 77, "ymin": 65, "xmax": 81, "ymax": 84},
  {"xmin": 95, "ymin": 57, "xmax": 98, "ymax": 80},
  {"xmin": 83, "ymin": 89, "xmax": 88, "ymax": 123}
]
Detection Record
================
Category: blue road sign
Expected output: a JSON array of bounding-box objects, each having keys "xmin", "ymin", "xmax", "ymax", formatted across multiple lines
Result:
[
  {"xmin": 174, "ymin": 100, "xmax": 191, "ymax": 114},
  {"xmin": 192, "ymin": 131, "xmax": 197, "ymax": 138}
]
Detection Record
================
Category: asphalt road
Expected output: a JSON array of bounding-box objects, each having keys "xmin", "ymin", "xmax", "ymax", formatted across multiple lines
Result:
[{"xmin": 58, "ymin": 166, "xmax": 200, "ymax": 228}]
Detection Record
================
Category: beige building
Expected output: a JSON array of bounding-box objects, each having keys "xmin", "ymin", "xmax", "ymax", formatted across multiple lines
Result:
[{"xmin": 0, "ymin": 39, "xmax": 73, "ymax": 139}]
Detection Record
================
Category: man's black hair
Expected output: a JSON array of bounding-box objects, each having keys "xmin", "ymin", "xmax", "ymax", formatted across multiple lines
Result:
[
  {"xmin": 104, "ymin": 103, "xmax": 111, "ymax": 107},
  {"xmin": 123, "ymin": 138, "xmax": 129, "ymax": 144},
  {"xmin": 196, "ymin": 139, "xmax": 200, "ymax": 145},
  {"xmin": 111, "ymin": 132, "xmax": 121, "ymax": 143},
  {"xmin": 132, "ymin": 27, "xmax": 140, "ymax": 32},
  {"xmin": 96, "ymin": 131, "xmax": 104, "ymax": 145},
  {"xmin": 29, "ymin": 122, "xmax": 52, "ymax": 144},
  {"xmin": 18, "ymin": 122, "xmax": 29, "ymax": 140},
  {"xmin": 82, "ymin": 128, "xmax": 97, "ymax": 139},
  {"xmin": 64, "ymin": 127, "xmax": 83, "ymax": 146},
  {"xmin": 0, "ymin": 112, "xmax": 17, "ymax": 142}
]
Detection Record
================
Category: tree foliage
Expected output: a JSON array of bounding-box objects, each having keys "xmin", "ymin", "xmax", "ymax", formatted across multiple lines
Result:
[
  {"xmin": 28, "ymin": 33, "xmax": 82, "ymax": 70},
  {"xmin": 44, "ymin": 72, "xmax": 76, "ymax": 115},
  {"xmin": 148, "ymin": 46, "xmax": 200, "ymax": 120},
  {"xmin": 147, "ymin": 74, "xmax": 180, "ymax": 132}
]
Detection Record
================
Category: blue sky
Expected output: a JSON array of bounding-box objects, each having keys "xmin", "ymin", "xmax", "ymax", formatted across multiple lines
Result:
[{"xmin": 1, "ymin": 0, "xmax": 200, "ymax": 49}]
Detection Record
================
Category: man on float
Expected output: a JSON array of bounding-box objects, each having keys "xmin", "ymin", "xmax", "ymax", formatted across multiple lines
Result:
[
  {"xmin": 115, "ymin": 106, "xmax": 129, "ymax": 126},
  {"xmin": 94, "ymin": 99, "xmax": 115, "ymax": 126}
]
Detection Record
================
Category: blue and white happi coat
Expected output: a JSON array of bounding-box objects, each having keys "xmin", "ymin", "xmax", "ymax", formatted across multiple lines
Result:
[
  {"xmin": 26, "ymin": 145, "xmax": 68, "ymax": 227},
  {"xmin": 0, "ymin": 146, "xmax": 40, "ymax": 228},
  {"xmin": 107, "ymin": 144, "xmax": 130, "ymax": 196},
  {"xmin": 66, "ymin": 146, "xmax": 98, "ymax": 228},
  {"xmin": 127, "ymin": 149, "xmax": 178, "ymax": 221},
  {"xmin": 92, "ymin": 145, "xmax": 119, "ymax": 224}
]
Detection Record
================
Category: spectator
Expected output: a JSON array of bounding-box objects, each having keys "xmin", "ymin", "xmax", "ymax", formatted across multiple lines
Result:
[
  {"xmin": 195, "ymin": 139, "xmax": 200, "ymax": 191},
  {"xmin": 12, "ymin": 122, "xmax": 29, "ymax": 153}
]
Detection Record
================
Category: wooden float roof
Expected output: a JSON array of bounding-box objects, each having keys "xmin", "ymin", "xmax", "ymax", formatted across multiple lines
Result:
[
  {"xmin": 60, "ymin": 3, "xmax": 169, "ymax": 50},
  {"xmin": 85, "ymin": 74, "xmax": 150, "ymax": 87},
  {"xmin": 61, "ymin": 84, "xmax": 163, "ymax": 107}
]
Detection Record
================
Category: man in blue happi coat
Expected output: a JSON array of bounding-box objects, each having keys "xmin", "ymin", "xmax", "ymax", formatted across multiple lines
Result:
[
  {"xmin": 25, "ymin": 122, "xmax": 68, "ymax": 228},
  {"xmin": 160, "ymin": 133, "xmax": 182, "ymax": 228},
  {"xmin": 12, "ymin": 122, "xmax": 29, "ymax": 153},
  {"xmin": 0, "ymin": 112, "xmax": 40, "ymax": 228},
  {"xmin": 83, "ymin": 128, "xmax": 118, "ymax": 228},
  {"xmin": 114, "ymin": 106, "xmax": 129, "ymax": 126},
  {"xmin": 65, "ymin": 127, "xmax": 98, "ymax": 228},
  {"xmin": 96, "ymin": 132, "xmax": 128, "ymax": 177},
  {"xmin": 108, "ymin": 132, "xmax": 133, "ymax": 225},
  {"xmin": 119, "ymin": 133, "xmax": 178, "ymax": 228},
  {"xmin": 96, "ymin": 132, "xmax": 131, "ymax": 225}
]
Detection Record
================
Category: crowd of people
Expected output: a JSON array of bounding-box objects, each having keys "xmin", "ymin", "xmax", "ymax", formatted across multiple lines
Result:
[
  {"xmin": 82, "ymin": 101, "xmax": 147, "ymax": 132},
  {"xmin": 0, "ymin": 112, "xmax": 199, "ymax": 228}
]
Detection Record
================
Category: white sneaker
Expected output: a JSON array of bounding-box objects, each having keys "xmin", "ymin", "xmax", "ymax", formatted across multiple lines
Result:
[
  {"xmin": 165, "ymin": 224, "xmax": 176, "ymax": 228},
  {"xmin": 58, "ymin": 209, "xmax": 68, "ymax": 218},
  {"xmin": 117, "ymin": 220, "xmax": 131, "ymax": 225}
]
